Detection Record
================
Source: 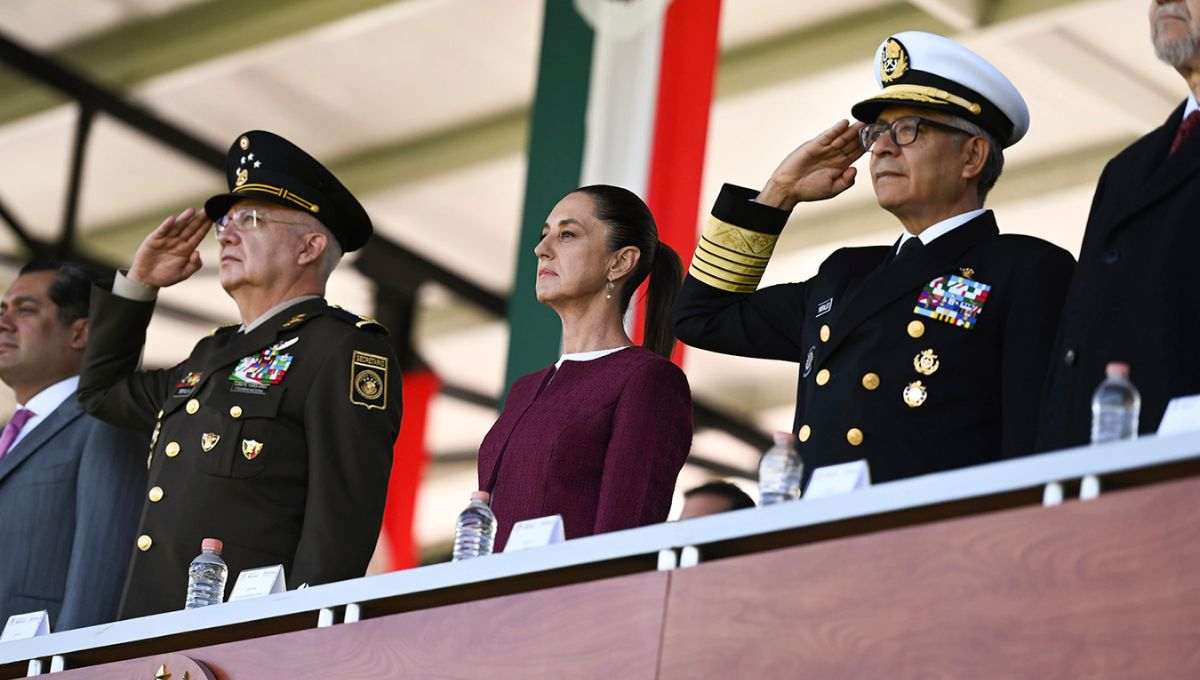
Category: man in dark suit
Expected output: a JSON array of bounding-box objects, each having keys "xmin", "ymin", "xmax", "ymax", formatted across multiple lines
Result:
[
  {"xmin": 1040, "ymin": 0, "xmax": 1200, "ymax": 449},
  {"xmin": 0, "ymin": 262, "xmax": 146, "ymax": 631},
  {"xmin": 671, "ymin": 32, "xmax": 1074, "ymax": 486},
  {"xmin": 78, "ymin": 131, "xmax": 402, "ymax": 619}
]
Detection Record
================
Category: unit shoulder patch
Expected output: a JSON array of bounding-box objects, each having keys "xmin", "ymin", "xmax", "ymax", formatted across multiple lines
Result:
[{"xmin": 350, "ymin": 350, "xmax": 389, "ymax": 409}]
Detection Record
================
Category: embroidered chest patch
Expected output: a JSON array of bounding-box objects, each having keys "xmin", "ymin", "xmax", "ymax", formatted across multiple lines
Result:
[
  {"xmin": 913, "ymin": 274, "xmax": 991, "ymax": 329},
  {"xmin": 229, "ymin": 337, "xmax": 297, "ymax": 393}
]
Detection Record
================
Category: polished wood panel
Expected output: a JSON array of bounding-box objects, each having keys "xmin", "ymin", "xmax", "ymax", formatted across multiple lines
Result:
[
  {"xmin": 660, "ymin": 477, "xmax": 1200, "ymax": 679},
  {"xmin": 52, "ymin": 571, "xmax": 669, "ymax": 680}
]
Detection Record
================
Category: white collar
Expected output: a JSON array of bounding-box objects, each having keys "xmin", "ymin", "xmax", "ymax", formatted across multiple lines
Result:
[
  {"xmin": 20, "ymin": 375, "xmax": 79, "ymax": 418},
  {"xmin": 555, "ymin": 346, "xmax": 630, "ymax": 369},
  {"xmin": 1184, "ymin": 92, "xmax": 1198, "ymax": 119},
  {"xmin": 896, "ymin": 208, "xmax": 988, "ymax": 254}
]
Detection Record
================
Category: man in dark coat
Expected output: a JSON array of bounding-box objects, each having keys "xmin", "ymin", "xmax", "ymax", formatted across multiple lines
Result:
[
  {"xmin": 671, "ymin": 32, "xmax": 1074, "ymax": 486},
  {"xmin": 1040, "ymin": 0, "xmax": 1200, "ymax": 449},
  {"xmin": 78, "ymin": 131, "xmax": 402, "ymax": 619}
]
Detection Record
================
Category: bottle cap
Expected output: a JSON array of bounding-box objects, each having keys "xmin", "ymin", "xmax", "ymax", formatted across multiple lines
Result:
[
  {"xmin": 773, "ymin": 431, "xmax": 797, "ymax": 445},
  {"xmin": 1105, "ymin": 362, "xmax": 1130, "ymax": 379},
  {"xmin": 201, "ymin": 538, "xmax": 223, "ymax": 554},
  {"xmin": 470, "ymin": 490, "xmax": 491, "ymax": 503}
]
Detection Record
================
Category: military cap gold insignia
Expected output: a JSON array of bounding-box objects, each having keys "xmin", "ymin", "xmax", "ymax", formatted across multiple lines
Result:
[
  {"xmin": 350, "ymin": 350, "xmax": 388, "ymax": 409},
  {"xmin": 242, "ymin": 439, "xmax": 264, "ymax": 461},
  {"xmin": 903, "ymin": 380, "xmax": 928, "ymax": 408},
  {"xmin": 914, "ymin": 349, "xmax": 940, "ymax": 376},
  {"xmin": 201, "ymin": 433, "xmax": 220, "ymax": 452},
  {"xmin": 880, "ymin": 38, "xmax": 909, "ymax": 83}
]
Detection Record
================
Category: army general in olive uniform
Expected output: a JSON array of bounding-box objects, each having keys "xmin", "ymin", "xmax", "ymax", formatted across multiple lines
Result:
[
  {"xmin": 671, "ymin": 33, "xmax": 1074, "ymax": 486},
  {"xmin": 78, "ymin": 131, "xmax": 402, "ymax": 619}
]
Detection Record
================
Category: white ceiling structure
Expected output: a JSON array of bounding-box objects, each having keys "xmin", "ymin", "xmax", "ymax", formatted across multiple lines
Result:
[{"xmin": 0, "ymin": 0, "xmax": 1180, "ymax": 554}]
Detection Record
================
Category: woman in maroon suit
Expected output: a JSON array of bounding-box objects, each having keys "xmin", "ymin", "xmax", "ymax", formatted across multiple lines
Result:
[{"xmin": 478, "ymin": 185, "xmax": 692, "ymax": 550}]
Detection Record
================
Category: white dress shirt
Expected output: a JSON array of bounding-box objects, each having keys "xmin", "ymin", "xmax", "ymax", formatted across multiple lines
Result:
[
  {"xmin": 12, "ymin": 375, "xmax": 79, "ymax": 449},
  {"xmin": 895, "ymin": 208, "xmax": 988, "ymax": 255}
]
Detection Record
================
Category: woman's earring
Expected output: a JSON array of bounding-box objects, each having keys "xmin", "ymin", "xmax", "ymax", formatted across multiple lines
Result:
[{"xmin": 606, "ymin": 280, "xmax": 614, "ymax": 300}]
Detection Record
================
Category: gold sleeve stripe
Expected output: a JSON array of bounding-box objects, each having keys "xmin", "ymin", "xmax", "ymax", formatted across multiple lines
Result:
[
  {"xmin": 697, "ymin": 241, "xmax": 767, "ymax": 273},
  {"xmin": 693, "ymin": 250, "xmax": 766, "ymax": 280},
  {"xmin": 702, "ymin": 216, "xmax": 779, "ymax": 260},
  {"xmin": 699, "ymin": 236, "xmax": 772, "ymax": 268},
  {"xmin": 865, "ymin": 84, "xmax": 983, "ymax": 116},
  {"xmin": 689, "ymin": 266, "xmax": 759, "ymax": 294}
]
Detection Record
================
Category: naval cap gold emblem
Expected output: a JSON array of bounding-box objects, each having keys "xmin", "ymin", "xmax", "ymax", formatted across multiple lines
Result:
[{"xmin": 880, "ymin": 37, "xmax": 909, "ymax": 83}]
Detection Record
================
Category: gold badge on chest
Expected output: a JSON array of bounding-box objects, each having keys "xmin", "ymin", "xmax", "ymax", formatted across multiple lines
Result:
[
  {"xmin": 201, "ymin": 433, "xmax": 220, "ymax": 452},
  {"xmin": 913, "ymin": 349, "xmax": 940, "ymax": 376},
  {"xmin": 242, "ymin": 439, "xmax": 264, "ymax": 461},
  {"xmin": 903, "ymin": 380, "xmax": 928, "ymax": 408}
]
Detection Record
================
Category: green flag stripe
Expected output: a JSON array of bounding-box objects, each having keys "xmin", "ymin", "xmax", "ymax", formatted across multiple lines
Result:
[{"xmin": 502, "ymin": 1, "xmax": 595, "ymax": 400}]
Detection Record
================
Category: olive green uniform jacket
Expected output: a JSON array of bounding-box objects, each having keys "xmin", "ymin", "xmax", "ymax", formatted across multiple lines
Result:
[{"xmin": 79, "ymin": 287, "xmax": 401, "ymax": 619}]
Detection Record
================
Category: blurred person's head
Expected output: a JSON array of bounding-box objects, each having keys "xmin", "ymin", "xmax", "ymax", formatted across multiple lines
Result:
[
  {"xmin": 0, "ymin": 262, "xmax": 102, "ymax": 403},
  {"xmin": 679, "ymin": 481, "xmax": 756, "ymax": 520},
  {"xmin": 534, "ymin": 185, "xmax": 683, "ymax": 357},
  {"xmin": 1151, "ymin": 0, "xmax": 1200, "ymax": 68}
]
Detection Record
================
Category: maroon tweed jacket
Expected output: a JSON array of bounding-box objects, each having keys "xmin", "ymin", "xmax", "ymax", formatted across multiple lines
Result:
[{"xmin": 478, "ymin": 346, "xmax": 692, "ymax": 550}]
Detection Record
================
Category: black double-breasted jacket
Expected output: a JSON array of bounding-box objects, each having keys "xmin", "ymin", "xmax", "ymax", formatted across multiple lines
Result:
[
  {"xmin": 79, "ymin": 288, "xmax": 402, "ymax": 619},
  {"xmin": 1040, "ymin": 101, "xmax": 1200, "ymax": 450},
  {"xmin": 672, "ymin": 184, "xmax": 1074, "ymax": 485}
]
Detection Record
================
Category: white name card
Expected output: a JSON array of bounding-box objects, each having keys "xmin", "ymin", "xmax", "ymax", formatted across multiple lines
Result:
[
  {"xmin": 228, "ymin": 565, "xmax": 287, "ymax": 602},
  {"xmin": 504, "ymin": 514, "xmax": 565, "ymax": 552},
  {"xmin": 1158, "ymin": 394, "xmax": 1200, "ymax": 435},
  {"xmin": 1, "ymin": 610, "xmax": 49, "ymax": 642},
  {"xmin": 805, "ymin": 460, "xmax": 871, "ymax": 499}
]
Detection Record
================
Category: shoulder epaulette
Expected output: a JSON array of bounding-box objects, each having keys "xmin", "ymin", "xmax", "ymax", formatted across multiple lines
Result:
[
  {"xmin": 327, "ymin": 304, "xmax": 389, "ymax": 335},
  {"xmin": 210, "ymin": 322, "xmax": 240, "ymax": 337}
]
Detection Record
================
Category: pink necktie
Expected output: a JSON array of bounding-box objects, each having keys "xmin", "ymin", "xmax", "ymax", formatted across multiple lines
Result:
[
  {"xmin": 0, "ymin": 408, "xmax": 35, "ymax": 462},
  {"xmin": 1170, "ymin": 110, "xmax": 1200, "ymax": 155}
]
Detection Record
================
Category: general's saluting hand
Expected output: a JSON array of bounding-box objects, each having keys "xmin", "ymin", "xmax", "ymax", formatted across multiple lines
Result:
[
  {"xmin": 756, "ymin": 120, "xmax": 866, "ymax": 211},
  {"xmin": 127, "ymin": 207, "xmax": 212, "ymax": 288}
]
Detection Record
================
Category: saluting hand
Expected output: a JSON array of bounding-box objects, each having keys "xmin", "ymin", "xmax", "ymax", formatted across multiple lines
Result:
[
  {"xmin": 756, "ymin": 120, "xmax": 866, "ymax": 211},
  {"xmin": 127, "ymin": 207, "xmax": 212, "ymax": 288}
]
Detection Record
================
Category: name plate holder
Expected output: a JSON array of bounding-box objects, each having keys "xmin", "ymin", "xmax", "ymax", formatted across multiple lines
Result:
[
  {"xmin": 228, "ymin": 565, "xmax": 287, "ymax": 602},
  {"xmin": 805, "ymin": 460, "xmax": 871, "ymax": 499},
  {"xmin": 1, "ymin": 610, "xmax": 49, "ymax": 643},
  {"xmin": 505, "ymin": 514, "xmax": 565, "ymax": 552}
]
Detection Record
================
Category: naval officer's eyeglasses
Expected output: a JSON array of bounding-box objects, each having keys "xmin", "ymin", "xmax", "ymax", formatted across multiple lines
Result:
[
  {"xmin": 859, "ymin": 115, "xmax": 973, "ymax": 151},
  {"xmin": 215, "ymin": 208, "xmax": 304, "ymax": 237}
]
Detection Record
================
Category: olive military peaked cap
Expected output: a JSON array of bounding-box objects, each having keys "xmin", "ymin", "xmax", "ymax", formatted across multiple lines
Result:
[
  {"xmin": 851, "ymin": 31, "xmax": 1030, "ymax": 148},
  {"xmin": 203, "ymin": 130, "xmax": 373, "ymax": 252}
]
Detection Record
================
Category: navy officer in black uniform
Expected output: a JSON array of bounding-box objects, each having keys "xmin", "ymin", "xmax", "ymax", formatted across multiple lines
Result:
[
  {"xmin": 671, "ymin": 32, "xmax": 1074, "ymax": 486},
  {"xmin": 78, "ymin": 130, "xmax": 402, "ymax": 618}
]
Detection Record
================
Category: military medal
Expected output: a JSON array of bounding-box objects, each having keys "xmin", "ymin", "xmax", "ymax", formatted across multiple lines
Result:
[
  {"xmin": 903, "ymin": 380, "xmax": 928, "ymax": 408},
  {"xmin": 201, "ymin": 433, "xmax": 220, "ymax": 452},
  {"xmin": 913, "ymin": 349, "xmax": 940, "ymax": 376},
  {"xmin": 242, "ymin": 439, "xmax": 264, "ymax": 460},
  {"xmin": 174, "ymin": 371, "xmax": 202, "ymax": 397},
  {"xmin": 230, "ymin": 338, "xmax": 297, "ymax": 394},
  {"xmin": 914, "ymin": 274, "xmax": 991, "ymax": 329}
]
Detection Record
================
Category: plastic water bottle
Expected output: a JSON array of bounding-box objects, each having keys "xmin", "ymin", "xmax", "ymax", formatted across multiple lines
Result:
[
  {"xmin": 758, "ymin": 431, "xmax": 803, "ymax": 505},
  {"xmin": 184, "ymin": 538, "xmax": 228, "ymax": 609},
  {"xmin": 452, "ymin": 491, "xmax": 497, "ymax": 561},
  {"xmin": 1090, "ymin": 362, "xmax": 1141, "ymax": 444}
]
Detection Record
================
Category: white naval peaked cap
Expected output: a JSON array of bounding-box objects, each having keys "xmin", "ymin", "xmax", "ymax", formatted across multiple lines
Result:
[{"xmin": 851, "ymin": 31, "xmax": 1030, "ymax": 147}]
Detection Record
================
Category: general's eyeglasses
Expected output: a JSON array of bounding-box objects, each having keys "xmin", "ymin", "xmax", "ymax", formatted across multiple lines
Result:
[
  {"xmin": 215, "ymin": 208, "xmax": 302, "ymax": 237},
  {"xmin": 859, "ymin": 116, "xmax": 973, "ymax": 151}
]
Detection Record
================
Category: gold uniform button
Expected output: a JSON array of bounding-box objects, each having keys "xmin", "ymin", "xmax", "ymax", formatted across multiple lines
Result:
[
  {"xmin": 847, "ymin": 428, "xmax": 864, "ymax": 446},
  {"xmin": 907, "ymin": 320, "xmax": 925, "ymax": 338},
  {"xmin": 815, "ymin": 369, "xmax": 831, "ymax": 386},
  {"xmin": 185, "ymin": 399, "xmax": 200, "ymax": 414},
  {"xmin": 164, "ymin": 441, "xmax": 180, "ymax": 457},
  {"xmin": 148, "ymin": 486, "xmax": 164, "ymax": 502},
  {"xmin": 862, "ymin": 373, "xmax": 880, "ymax": 390},
  {"xmin": 229, "ymin": 405, "xmax": 243, "ymax": 418},
  {"xmin": 819, "ymin": 324, "xmax": 831, "ymax": 342},
  {"xmin": 798, "ymin": 425, "xmax": 811, "ymax": 443},
  {"xmin": 137, "ymin": 535, "xmax": 153, "ymax": 551}
]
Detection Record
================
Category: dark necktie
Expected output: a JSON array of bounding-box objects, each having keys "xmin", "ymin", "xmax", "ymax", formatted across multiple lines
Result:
[
  {"xmin": 893, "ymin": 236, "xmax": 924, "ymax": 264},
  {"xmin": 1170, "ymin": 110, "xmax": 1200, "ymax": 155}
]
